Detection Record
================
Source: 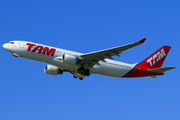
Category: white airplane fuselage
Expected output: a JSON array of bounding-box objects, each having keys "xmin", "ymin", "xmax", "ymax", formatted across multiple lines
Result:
[{"xmin": 3, "ymin": 41, "xmax": 135, "ymax": 78}]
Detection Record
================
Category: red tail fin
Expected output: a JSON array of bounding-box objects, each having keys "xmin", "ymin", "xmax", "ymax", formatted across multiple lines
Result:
[
  {"xmin": 124, "ymin": 46, "xmax": 171, "ymax": 78},
  {"xmin": 138, "ymin": 45, "xmax": 171, "ymax": 69}
]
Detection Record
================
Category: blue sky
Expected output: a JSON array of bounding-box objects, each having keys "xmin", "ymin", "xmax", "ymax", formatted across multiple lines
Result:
[{"xmin": 0, "ymin": 0, "xmax": 180, "ymax": 120}]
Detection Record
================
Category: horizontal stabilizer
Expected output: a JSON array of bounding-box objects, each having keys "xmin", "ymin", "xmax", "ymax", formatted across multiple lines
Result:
[{"xmin": 147, "ymin": 66, "xmax": 176, "ymax": 74}]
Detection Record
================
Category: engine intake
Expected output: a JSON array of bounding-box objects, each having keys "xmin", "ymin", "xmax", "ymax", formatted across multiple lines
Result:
[
  {"xmin": 44, "ymin": 65, "xmax": 63, "ymax": 75},
  {"xmin": 62, "ymin": 54, "xmax": 78, "ymax": 65}
]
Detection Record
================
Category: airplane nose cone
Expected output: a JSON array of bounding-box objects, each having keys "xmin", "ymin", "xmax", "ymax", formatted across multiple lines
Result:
[
  {"xmin": 3, "ymin": 44, "xmax": 6, "ymax": 49},
  {"xmin": 3, "ymin": 43, "xmax": 13, "ymax": 53},
  {"xmin": 3, "ymin": 43, "xmax": 8, "ymax": 50}
]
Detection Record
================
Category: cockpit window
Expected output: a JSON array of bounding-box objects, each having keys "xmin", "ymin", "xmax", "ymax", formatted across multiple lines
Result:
[{"xmin": 9, "ymin": 42, "xmax": 14, "ymax": 44}]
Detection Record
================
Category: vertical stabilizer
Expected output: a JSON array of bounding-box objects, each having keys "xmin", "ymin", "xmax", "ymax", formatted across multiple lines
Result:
[{"xmin": 138, "ymin": 46, "xmax": 171, "ymax": 69}]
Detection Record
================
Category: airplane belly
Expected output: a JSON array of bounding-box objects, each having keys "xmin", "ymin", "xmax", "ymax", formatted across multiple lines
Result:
[
  {"xmin": 89, "ymin": 65, "xmax": 105, "ymax": 75},
  {"xmin": 100, "ymin": 62, "xmax": 135, "ymax": 77}
]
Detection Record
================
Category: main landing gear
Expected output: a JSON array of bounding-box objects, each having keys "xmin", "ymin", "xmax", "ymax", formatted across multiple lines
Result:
[
  {"xmin": 77, "ymin": 67, "xmax": 90, "ymax": 76},
  {"xmin": 73, "ymin": 67, "xmax": 90, "ymax": 80},
  {"xmin": 73, "ymin": 75, "xmax": 84, "ymax": 80}
]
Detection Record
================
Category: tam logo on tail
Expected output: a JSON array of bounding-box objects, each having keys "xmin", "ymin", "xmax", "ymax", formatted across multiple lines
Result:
[
  {"xmin": 147, "ymin": 49, "xmax": 166, "ymax": 66},
  {"xmin": 132, "ymin": 45, "xmax": 171, "ymax": 69},
  {"xmin": 124, "ymin": 45, "xmax": 172, "ymax": 78}
]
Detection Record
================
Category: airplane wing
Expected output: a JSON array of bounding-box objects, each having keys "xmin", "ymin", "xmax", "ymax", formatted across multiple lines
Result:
[{"xmin": 80, "ymin": 38, "xmax": 146, "ymax": 64}]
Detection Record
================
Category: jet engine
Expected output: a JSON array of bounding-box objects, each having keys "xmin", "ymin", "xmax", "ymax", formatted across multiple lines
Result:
[
  {"xmin": 44, "ymin": 65, "xmax": 63, "ymax": 75},
  {"xmin": 62, "ymin": 54, "xmax": 79, "ymax": 65}
]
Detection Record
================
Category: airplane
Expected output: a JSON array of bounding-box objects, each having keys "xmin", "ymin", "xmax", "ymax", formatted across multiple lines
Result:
[{"xmin": 3, "ymin": 38, "xmax": 176, "ymax": 80}]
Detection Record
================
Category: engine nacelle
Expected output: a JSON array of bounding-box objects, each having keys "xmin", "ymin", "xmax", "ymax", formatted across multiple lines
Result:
[
  {"xmin": 44, "ymin": 65, "xmax": 63, "ymax": 75},
  {"xmin": 62, "ymin": 54, "xmax": 78, "ymax": 65}
]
